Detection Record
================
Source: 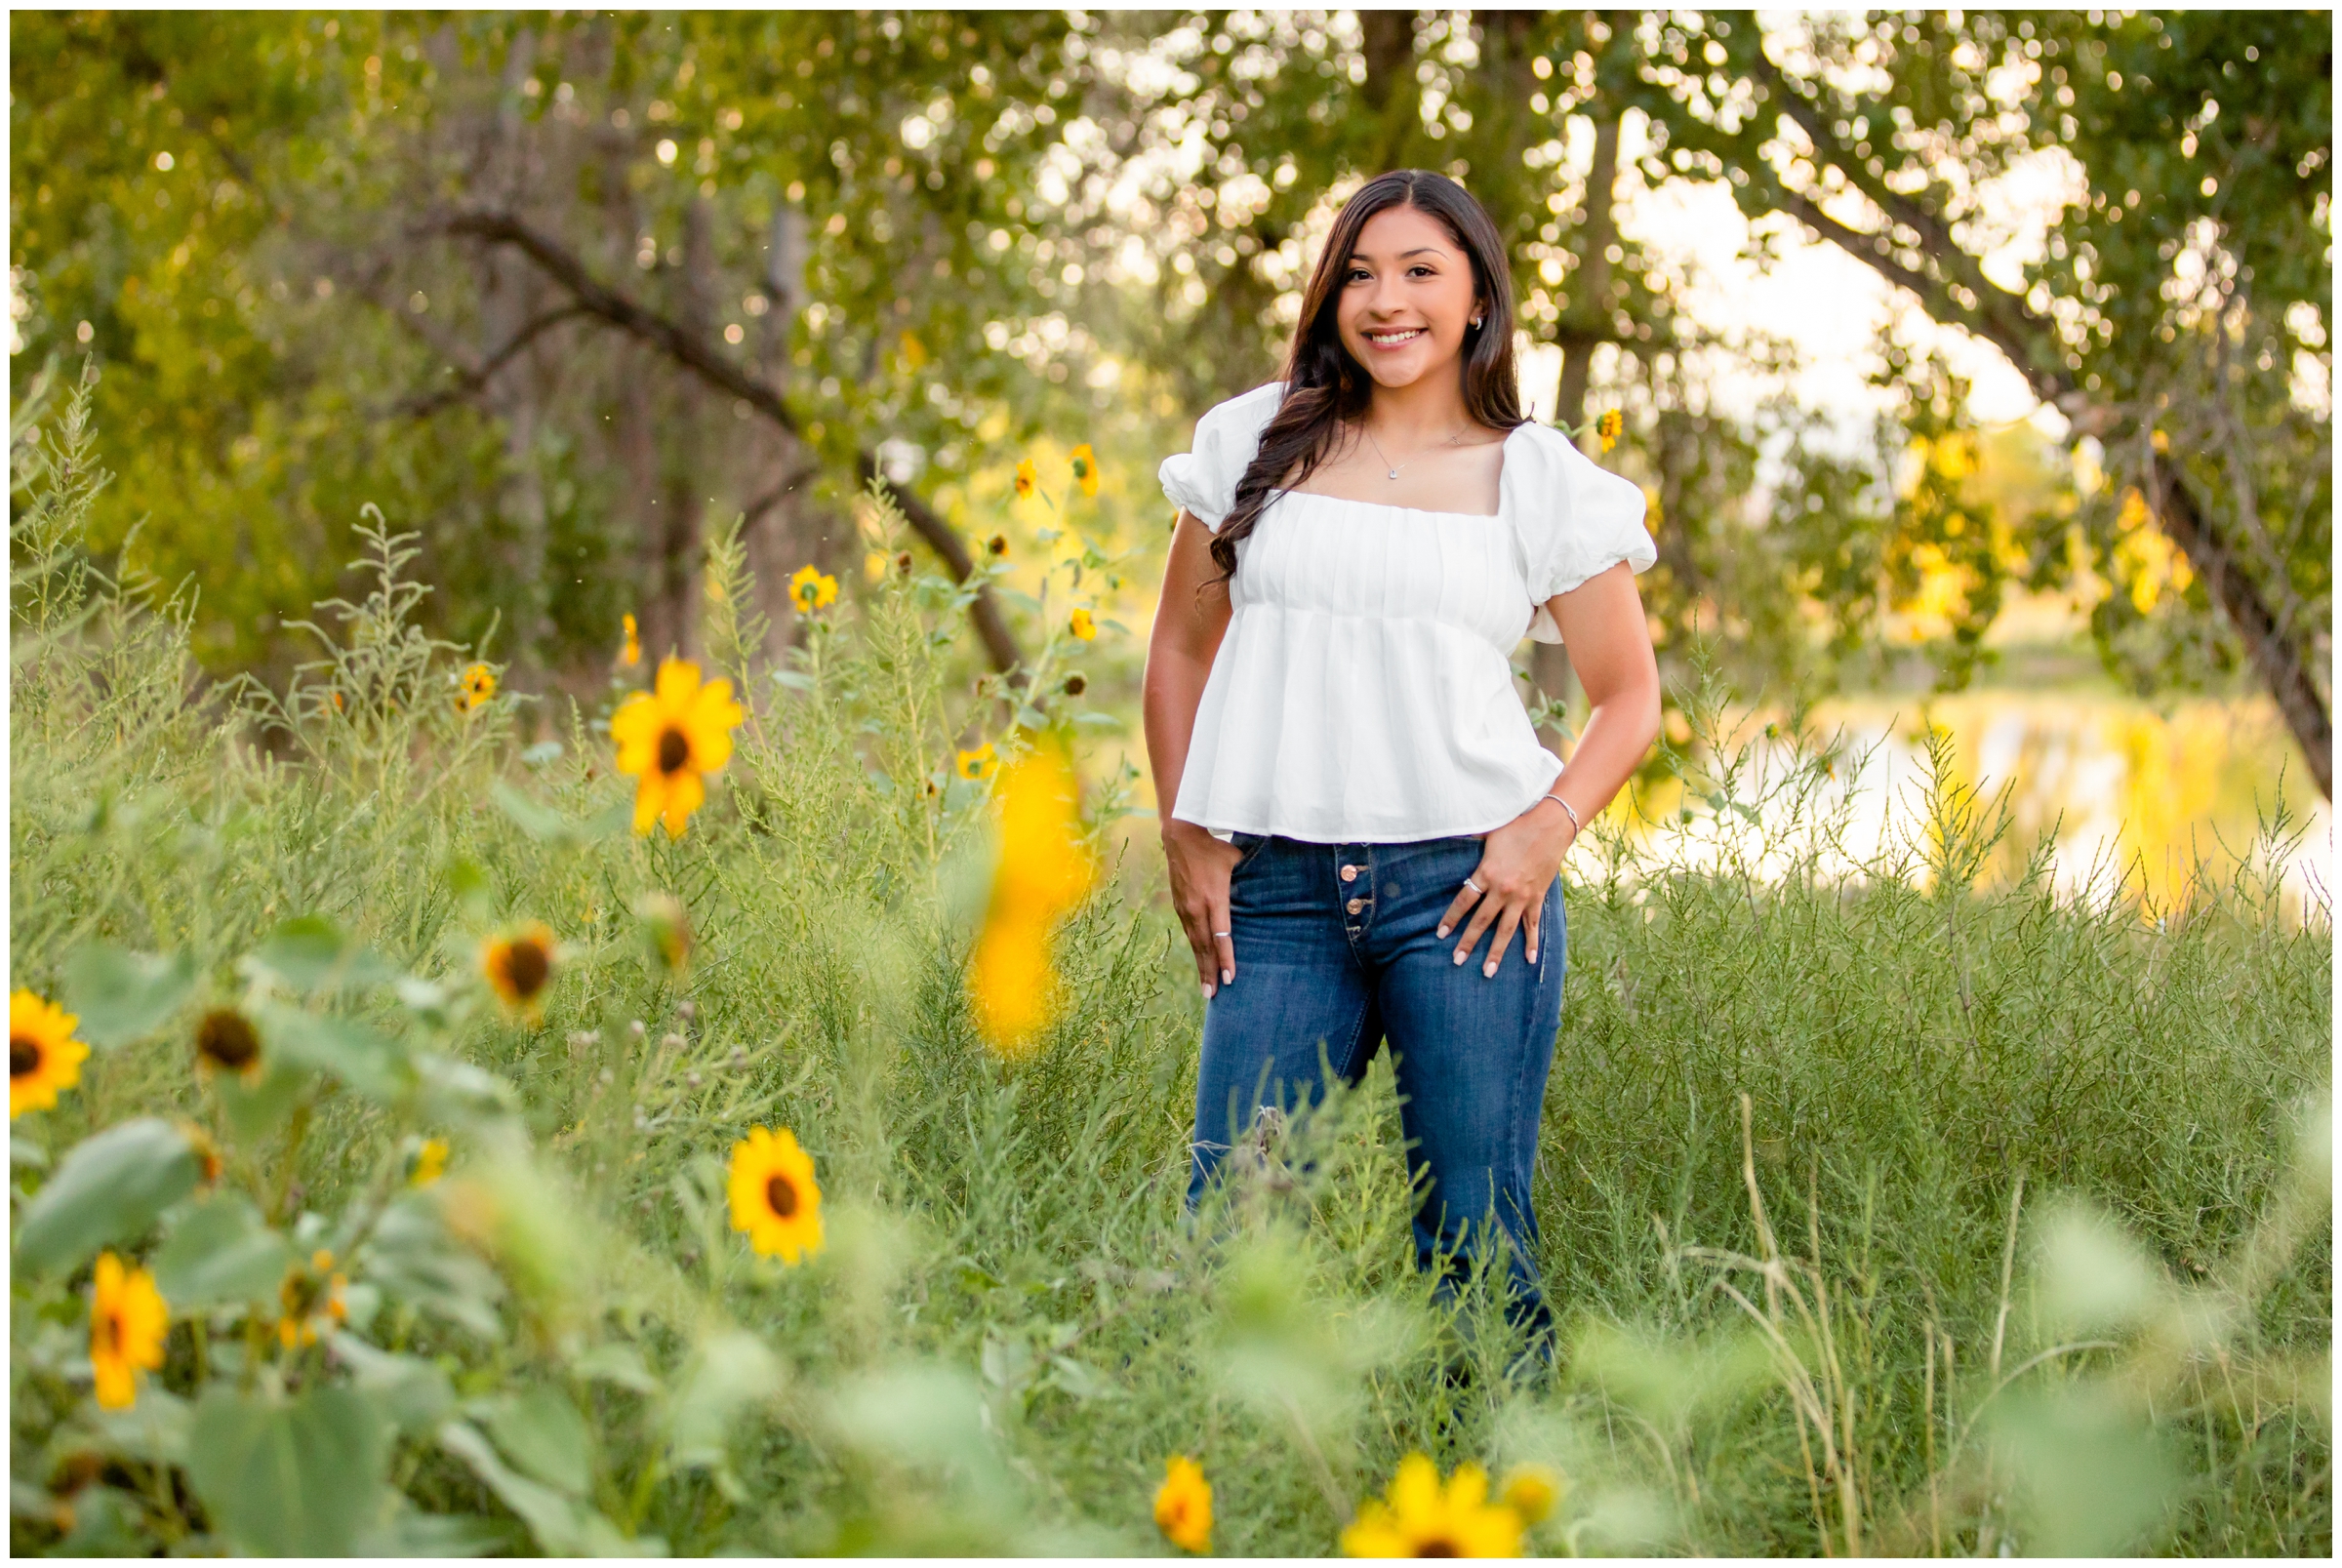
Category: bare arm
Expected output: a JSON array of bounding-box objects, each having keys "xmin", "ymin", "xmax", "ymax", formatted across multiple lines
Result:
[
  {"xmin": 1440, "ymin": 560, "xmax": 1662, "ymax": 976},
  {"xmin": 1142, "ymin": 511, "xmax": 1241, "ymax": 996}
]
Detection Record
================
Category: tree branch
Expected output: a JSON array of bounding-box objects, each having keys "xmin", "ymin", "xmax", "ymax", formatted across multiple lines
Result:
[
  {"xmin": 395, "ymin": 302, "xmax": 589, "ymax": 418},
  {"xmin": 438, "ymin": 207, "xmax": 1025, "ymax": 674}
]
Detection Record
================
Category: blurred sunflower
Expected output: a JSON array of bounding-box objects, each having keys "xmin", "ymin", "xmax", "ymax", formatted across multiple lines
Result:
[
  {"xmin": 969, "ymin": 742, "xmax": 1096, "ymax": 1057},
  {"xmin": 728, "ymin": 1124, "xmax": 825, "ymax": 1263},
  {"xmin": 193, "ymin": 1007, "xmax": 262, "ymax": 1081},
  {"xmin": 1341, "ymin": 1454, "xmax": 1521, "ymax": 1558},
  {"xmin": 89, "ymin": 1252, "xmax": 167, "ymax": 1410},
  {"xmin": 955, "ymin": 743, "xmax": 998, "ymax": 782},
  {"xmin": 1596, "ymin": 408, "xmax": 1623, "ymax": 454},
  {"xmin": 864, "ymin": 549, "xmax": 890, "ymax": 583},
  {"xmin": 987, "ymin": 533, "xmax": 1009, "ymax": 557},
  {"xmin": 1063, "ymin": 673, "xmax": 1087, "ymax": 697},
  {"xmin": 11, "ymin": 989, "xmax": 88, "ymax": 1120},
  {"xmin": 1014, "ymin": 459, "xmax": 1038, "ymax": 500},
  {"xmin": 612, "ymin": 658, "xmax": 746, "ymax": 838},
  {"xmin": 456, "ymin": 663, "xmax": 497, "ymax": 714},
  {"xmin": 1070, "ymin": 443, "xmax": 1100, "ymax": 498},
  {"xmin": 482, "ymin": 921, "xmax": 558, "ymax": 1024},
  {"xmin": 1069, "ymin": 607, "xmax": 1097, "ymax": 642},
  {"xmin": 788, "ymin": 565, "xmax": 839, "ymax": 613},
  {"xmin": 276, "ymin": 1249, "xmax": 347, "ymax": 1349},
  {"xmin": 409, "ymin": 1137, "xmax": 450, "ymax": 1188},
  {"xmin": 1500, "ymin": 1464, "xmax": 1564, "ymax": 1525},
  {"xmin": 1153, "ymin": 1456, "xmax": 1213, "ymax": 1553},
  {"xmin": 620, "ymin": 613, "xmax": 642, "ymax": 668}
]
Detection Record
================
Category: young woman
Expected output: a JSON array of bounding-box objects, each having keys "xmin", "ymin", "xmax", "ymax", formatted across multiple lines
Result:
[{"xmin": 1142, "ymin": 170, "xmax": 1661, "ymax": 1347}]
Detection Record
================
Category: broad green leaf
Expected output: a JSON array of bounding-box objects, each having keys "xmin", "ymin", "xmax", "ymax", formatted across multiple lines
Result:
[
  {"xmin": 61, "ymin": 943, "xmax": 198, "ymax": 1047},
  {"xmin": 438, "ymin": 1420, "xmax": 651, "ymax": 1556},
  {"xmin": 1987, "ymin": 1387, "xmax": 2181, "ymax": 1555},
  {"xmin": 13, "ymin": 1118, "xmax": 200, "ymax": 1276},
  {"xmin": 571, "ymin": 1342, "xmax": 658, "ymax": 1392},
  {"xmin": 247, "ymin": 915, "xmax": 394, "ymax": 994},
  {"xmin": 666, "ymin": 1329, "xmax": 783, "ymax": 1470},
  {"xmin": 257, "ymin": 1004, "xmax": 406, "ymax": 1101},
  {"xmin": 213, "ymin": 1057, "xmax": 311, "ymax": 1144},
  {"xmin": 184, "ymin": 1385, "xmax": 389, "ymax": 1556},
  {"xmin": 151, "ymin": 1193, "xmax": 295, "ymax": 1311},
  {"xmin": 331, "ymin": 1332, "xmax": 455, "ymax": 1435},
  {"xmin": 491, "ymin": 780, "xmax": 574, "ymax": 841},
  {"xmin": 364, "ymin": 1193, "xmax": 505, "ymax": 1339},
  {"xmin": 354, "ymin": 1504, "xmax": 509, "ymax": 1557},
  {"xmin": 485, "ymin": 1385, "xmax": 593, "ymax": 1497}
]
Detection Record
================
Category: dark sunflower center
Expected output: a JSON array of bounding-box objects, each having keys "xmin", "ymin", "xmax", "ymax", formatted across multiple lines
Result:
[
  {"xmin": 1414, "ymin": 1540, "xmax": 1461, "ymax": 1557},
  {"xmin": 10, "ymin": 1034, "xmax": 40, "ymax": 1078},
  {"xmin": 657, "ymin": 727, "xmax": 691, "ymax": 775},
  {"xmin": 504, "ymin": 941, "xmax": 550, "ymax": 999},
  {"xmin": 195, "ymin": 1009, "xmax": 261, "ymax": 1071},
  {"xmin": 100, "ymin": 1310, "xmax": 123, "ymax": 1354},
  {"xmin": 765, "ymin": 1174, "xmax": 799, "ymax": 1218}
]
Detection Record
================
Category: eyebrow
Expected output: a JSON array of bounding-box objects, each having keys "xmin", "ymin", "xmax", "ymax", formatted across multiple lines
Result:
[{"xmin": 1350, "ymin": 247, "xmax": 1449, "ymax": 262}]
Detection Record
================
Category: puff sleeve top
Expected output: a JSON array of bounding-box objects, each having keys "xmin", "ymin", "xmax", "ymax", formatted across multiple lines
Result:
[{"xmin": 1156, "ymin": 381, "xmax": 1654, "ymax": 842}]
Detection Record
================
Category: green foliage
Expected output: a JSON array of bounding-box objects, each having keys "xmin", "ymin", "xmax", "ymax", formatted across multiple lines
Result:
[{"xmin": 9, "ymin": 388, "xmax": 2329, "ymax": 1555}]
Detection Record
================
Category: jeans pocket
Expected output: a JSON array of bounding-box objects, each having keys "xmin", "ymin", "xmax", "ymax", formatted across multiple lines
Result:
[{"xmin": 1230, "ymin": 830, "xmax": 1271, "ymax": 873}]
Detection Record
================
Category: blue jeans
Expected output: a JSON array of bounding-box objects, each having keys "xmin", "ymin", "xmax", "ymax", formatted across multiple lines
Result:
[{"xmin": 1188, "ymin": 831, "xmax": 1564, "ymax": 1342}]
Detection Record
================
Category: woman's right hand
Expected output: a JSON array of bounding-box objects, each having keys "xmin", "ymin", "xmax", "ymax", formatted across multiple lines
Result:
[{"xmin": 1163, "ymin": 821, "xmax": 1242, "ymax": 997}]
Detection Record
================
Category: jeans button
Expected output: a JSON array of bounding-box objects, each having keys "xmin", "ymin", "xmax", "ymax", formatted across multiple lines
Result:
[
  {"xmin": 1340, "ymin": 864, "xmax": 1359, "ymax": 882},
  {"xmin": 1346, "ymin": 897, "xmax": 1364, "ymax": 915}
]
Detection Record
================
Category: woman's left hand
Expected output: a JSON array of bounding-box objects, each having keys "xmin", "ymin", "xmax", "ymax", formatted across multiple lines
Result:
[{"xmin": 1438, "ymin": 799, "xmax": 1576, "ymax": 977}]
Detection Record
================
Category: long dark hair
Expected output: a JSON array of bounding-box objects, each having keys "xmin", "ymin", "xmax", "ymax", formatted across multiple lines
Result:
[{"xmin": 1208, "ymin": 170, "xmax": 1526, "ymax": 584}]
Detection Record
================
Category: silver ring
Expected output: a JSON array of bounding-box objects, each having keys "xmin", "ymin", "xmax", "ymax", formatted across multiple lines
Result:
[
  {"xmin": 1212, "ymin": 930, "xmax": 1231, "ymax": 938},
  {"xmin": 1463, "ymin": 877, "xmax": 1483, "ymax": 893}
]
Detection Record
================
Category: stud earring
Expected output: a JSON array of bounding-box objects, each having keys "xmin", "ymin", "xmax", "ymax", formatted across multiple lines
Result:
[{"xmin": 1470, "ymin": 315, "xmax": 1483, "ymax": 329}]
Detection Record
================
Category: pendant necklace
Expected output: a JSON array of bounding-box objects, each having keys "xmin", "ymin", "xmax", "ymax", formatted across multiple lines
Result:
[{"xmin": 1362, "ymin": 420, "xmax": 1472, "ymax": 481}]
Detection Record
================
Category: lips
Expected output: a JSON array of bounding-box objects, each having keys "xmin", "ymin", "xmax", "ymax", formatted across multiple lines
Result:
[{"xmin": 1364, "ymin": 327, "xmax": 1427, "ymax": 347}]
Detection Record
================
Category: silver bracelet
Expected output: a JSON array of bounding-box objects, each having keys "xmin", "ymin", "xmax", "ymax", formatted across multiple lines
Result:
[{"xmin": 1542, "ymin": 790, "xmax": 1581, "ymax": 833}]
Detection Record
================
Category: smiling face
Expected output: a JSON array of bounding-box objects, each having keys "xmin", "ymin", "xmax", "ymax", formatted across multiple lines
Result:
[{"xmin": 1333, "ymin": 202, "xmax": 1486, "ymax": 392}]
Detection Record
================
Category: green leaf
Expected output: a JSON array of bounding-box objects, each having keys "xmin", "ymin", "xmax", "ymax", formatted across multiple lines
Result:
[
  {"xmin": 666, "ymin": 1329, "xmax": 783, "ymax": 1471},
  {"xmin": 247, "ymin": 916, "xmax": 394, "ymax": 994},
  {"xmin": 485, "ymin": 1385, "xmax": 593, "ymax": 1497},
  {"xmin": 151, "ymin": 1193, "xmax": 295, "ymax": 1312},
  {"xmin": 213, "ymin": 1057, "xmax": 311, "ymax": 1144},
  {"xmin": 438, "ymin": 1420, "xmax": 651, "ymax": 1556},
  {"xmin": 61, "ymin": 943, "xmax": 199, "ymax": 1048},
  {"xmin": 491, "ymin": 781, "xmax": 575, "ymax": 841},
  {"xmin": 331, "ymin": 1332, "xmax": 456, "ymax": 1436},
  {"xmin": 571, "ymin": 1342, "xmax": 658, "ymax": 1392},
  {"xmin": 258, "ymin": 1005, "xmax": 407, "ymax": 1101},
  {"xmin": 184, "ymin": 1384, "xmax": 389, "ymax": 1556},
  {"xmin": 13, "ymin": 1118, "xmax": 200, "ymax": 1276},
  {"xmin": 364, "ymin": 1193, "xmax": 505, "ymax": 1339}
]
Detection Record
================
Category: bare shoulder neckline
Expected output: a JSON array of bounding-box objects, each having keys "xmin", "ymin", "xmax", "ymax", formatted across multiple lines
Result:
[{"xmin": 1277, "ymin": 420, "xmax": 1528, "ymax": 521}]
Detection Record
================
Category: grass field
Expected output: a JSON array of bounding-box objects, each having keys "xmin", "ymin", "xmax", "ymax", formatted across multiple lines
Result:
[{"xmin": 9, "ymin": 381, "xmax": 2331, "ymax": 1555}]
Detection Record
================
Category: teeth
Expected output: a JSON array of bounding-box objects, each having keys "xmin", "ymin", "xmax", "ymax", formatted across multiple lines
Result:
[{"xmin": 1368, "ymin": 329, "xmax": 1424, "ymax": 344}]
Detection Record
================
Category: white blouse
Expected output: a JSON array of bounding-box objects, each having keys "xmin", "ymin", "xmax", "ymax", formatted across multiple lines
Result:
[{"xmin": 1158, "ymin": 381, "xmax": 1656, "ymax": 843}]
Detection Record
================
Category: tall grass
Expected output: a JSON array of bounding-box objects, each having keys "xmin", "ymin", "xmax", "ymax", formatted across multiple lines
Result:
[{"xmin": 10, "ymin": 376, "xmax": 2330, "ymax": 1555}]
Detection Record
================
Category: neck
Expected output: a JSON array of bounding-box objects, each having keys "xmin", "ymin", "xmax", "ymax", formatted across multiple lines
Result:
[{"xmin": 1363, "ymin": 371, "xmax": 1474, "ymax": 442}]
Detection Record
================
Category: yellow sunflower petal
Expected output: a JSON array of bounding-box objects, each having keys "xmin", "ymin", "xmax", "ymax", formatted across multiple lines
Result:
[
  {"xmin": 660, "ymin": 769, "xmax": 707, "ymax": 838},
  {"xmin": 655, "ymin": 657, "xmax": 702, "ymax": 707},
  {"xmin": 632, "ymin": 771, "xmax": 671, "ymax": 836}
]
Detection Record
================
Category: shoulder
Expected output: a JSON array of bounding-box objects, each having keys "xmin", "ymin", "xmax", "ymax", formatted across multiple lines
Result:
[
  {"xmin": 1506, "ymin": 419, "xmax": 1644, "ymax": 513},
  {"xmin": 1192, "ymin": 380, "xmax": 1287, "ymax": 443}
]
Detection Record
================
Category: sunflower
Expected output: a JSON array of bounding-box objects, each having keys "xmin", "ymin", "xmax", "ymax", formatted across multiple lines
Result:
[
  {"xmin": 275, "ymin": 1249, "xmax": 347, "ymax": 1349},
  {"xmin": 1500, "ymin": 1464, "xmax": 1564, "ymax": 1525},
  {"xmin": 1341, "ymin": 1454, "xmax": 1522, "ymax": 1558},
  {"xmin": 193, "ymin": 1006, "xmax": 262, "ymax": 1081},
  {"xmin": 11, "ymin": 990, "xmax": 89, "ymax": 1120},
  {"xmin": 611, "ymin": 657, "xmax": 747, "ymax": 838},
  {"xmin": 1153, "ymin": 1456, "xmax": 1213, "ymax": 1552},
  {"xmin": 620, "ymin": 613, "xmax": 642, "ymax": 668},
  {"xmin": 89, "ymin": 1252, "xmax": 168, "ymax": 1411},
  {"xmin": 955, "ymin": 743, "xmax": 998, "ymax": 782},
  {"xmin": 1062, "ymin": 672, "xmax": 1087, "ymax": 697},
  {"xmin": 409, "ymin": 1137, "xmax": 450, "ymax": 1188},
  {"xmin": 727, "ymin": 1124, "xmax": 825, "ymax": 1263},
  {"xmin": 788, "ymin": 565, "xmax": 839, "ymax": 614},
  {"xmin": 456, "ymin": 663, "xmax": 497, "ymax": 714},
  {"xmin": 968, "ymin": 743, "xmax": 1096, "ymax": 1057},
  {"xmin": 986, "ymin": 532, "xmax": 1009, "ymax": 557},
  {"xmin": 1070, "ymin": 443, "xmax": 1100, "ymax": 498},
  {"xmin": 482, "ymin": 921, "xmax": 559, "ymax": 1024},
  {"xmin": 1596, "ymin": 408, "xmax": 1623, "ymax": 454},
  {"xmin": 1013, "ymin": 459, "xmax": 1038, "ymax": 500},
  {"xmin": 1069, "ymin": 607, "xmax": 1097, "ymax": 642},
  {"xmin": 864, "ymin": 550, "xmax": 890, "ymax": 583}
]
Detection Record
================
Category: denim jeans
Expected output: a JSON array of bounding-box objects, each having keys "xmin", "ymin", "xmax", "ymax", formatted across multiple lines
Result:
[{"xmin": 1188, "ymin": 830, "xmax": 1564, "ymax": 1342}]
